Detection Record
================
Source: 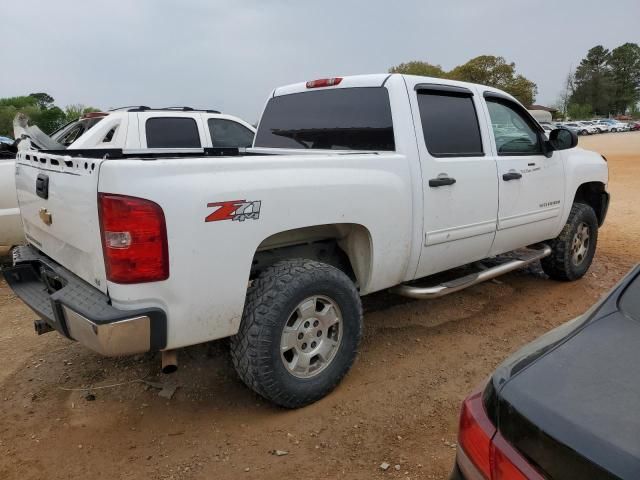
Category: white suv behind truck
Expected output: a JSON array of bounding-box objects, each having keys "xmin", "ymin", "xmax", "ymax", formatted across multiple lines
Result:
[
  {"xmin": 3, "ymin": 74, "xmax": 609, "ymax": 408},
  {"xmin": 0, "ymin": 107, "xmax": 255, "ymax": 246}
]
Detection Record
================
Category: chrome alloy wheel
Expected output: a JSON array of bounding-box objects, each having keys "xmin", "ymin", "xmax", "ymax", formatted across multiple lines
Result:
[
  {"xmin": 571, "ymin": 222, "xmax": 591, "ymax": 266},
  {"xmin": 280, "ymin": 296, "xmax": 343, "ymax": 378}
]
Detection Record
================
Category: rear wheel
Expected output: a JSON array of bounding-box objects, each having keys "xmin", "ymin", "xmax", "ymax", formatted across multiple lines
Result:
[
  {"xmin": 541, "ymin": 203, "xmax": 598, "ymax": 281},
  {"xmin": 580, "ymin": 129, "xmax": 588, "ymax": 135},
  {"xmin": 230, "ymin": 259, "xmax": 362, "ymax": 408}
]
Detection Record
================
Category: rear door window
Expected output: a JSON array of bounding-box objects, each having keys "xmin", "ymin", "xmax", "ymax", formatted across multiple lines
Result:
[
  {"xmin": 417, "ymin": 89, "xmax": 483, "ymax": 157},
  {"xmin": 254, "ymin": 87, "xmax": 394, "ymax": 150},
  {"xmin": 145, "ymin": 117, "xmax": 201, "ymax": 148},
  {"xmin": 208, "ymin": 118, "xmax": 254, "ymax": 148}
]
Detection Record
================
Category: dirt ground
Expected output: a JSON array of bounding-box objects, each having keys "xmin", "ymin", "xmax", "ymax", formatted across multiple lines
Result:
[{"xmin": 1, "ymin": 132, "xmax": 639, "ymax": 480}]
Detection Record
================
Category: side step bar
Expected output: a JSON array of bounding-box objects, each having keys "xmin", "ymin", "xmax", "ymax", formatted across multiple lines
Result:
[{"xmin": 391, "ymin": 245, "xmax": 552, "ymax": 300}]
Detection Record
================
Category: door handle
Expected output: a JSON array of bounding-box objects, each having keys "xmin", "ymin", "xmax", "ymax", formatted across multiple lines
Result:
[
  {"xmin": 502, "ymin": 171, "xmax": 522, "ymax": 181},
  {"xmin": 429, "ymin": 176, "xmax": 456, "ymax": 187}
]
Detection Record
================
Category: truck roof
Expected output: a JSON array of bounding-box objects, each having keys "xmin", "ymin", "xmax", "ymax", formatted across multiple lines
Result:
[
  {"xmin": 272, "ymin": 73, "xmax": 519, "ymax": 104},
  {"xmin": 109, "ymin": 106, "xmax": 221, "ymax": 113}
]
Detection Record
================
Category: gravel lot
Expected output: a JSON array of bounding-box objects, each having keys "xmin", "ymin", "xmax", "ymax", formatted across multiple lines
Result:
[{"xmin": 1, "ymin": 132, "xmax": 638, "ymax": 480}]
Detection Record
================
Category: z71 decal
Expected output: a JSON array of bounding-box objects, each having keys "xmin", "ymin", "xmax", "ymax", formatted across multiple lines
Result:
[{"xmin": 205, "ymin": 200, "xmax": 262, "ymax": 222}]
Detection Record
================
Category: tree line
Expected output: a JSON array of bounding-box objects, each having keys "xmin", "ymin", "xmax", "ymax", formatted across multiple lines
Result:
[
  {"xmin": 2, "ymin": 46, "xmax": 638, "ymax": 139},
  {"xmin": 389, "ymin": 55, "xmax": 538, "ymax": 106},
  {"xmin": 0, "ymin": 93, "xmax": 99, "ymax": 138},
  {"xmin": 558, "ymin": 43, "xmax": 640, "ymax": 119},
  {"xmin": 390, "ymin": 44, "xmax": 640, "ymax": 120}
]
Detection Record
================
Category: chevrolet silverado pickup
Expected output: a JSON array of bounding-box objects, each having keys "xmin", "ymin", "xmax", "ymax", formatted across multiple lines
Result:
[{"xmin": 3, "ymin": 74, "xmax": 609, "ymax": 408}]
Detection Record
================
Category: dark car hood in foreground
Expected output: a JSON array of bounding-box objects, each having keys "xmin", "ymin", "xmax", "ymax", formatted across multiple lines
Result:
[{"xmin": 490, "ymin": 266, "xmax": 640, "ymax": 479}]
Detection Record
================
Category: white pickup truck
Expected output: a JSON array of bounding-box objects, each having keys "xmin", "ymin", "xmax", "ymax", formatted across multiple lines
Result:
[
  {"xmin": 0, "ymin": 108, "xmax": 256, "ymax": 246},
  {"xmin": 3, "ymin": 74, "xmax": 609, "ymax": 408}
]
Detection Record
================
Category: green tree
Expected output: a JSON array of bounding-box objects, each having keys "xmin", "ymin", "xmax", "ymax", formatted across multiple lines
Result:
[
  {"xmin": 608, "ymin": 43, "xmax": 640, "ymax": 114},
  {"xmin": 64, "ymin": 104, "xmax": 101, "ymax": 123},
  {"xmin": 0, "ymin": 93, "xmax": 99, "ymax": 137},
  {"xmin": 28, "ymin": 92, "xmax": 55, "ymax": 109},
  {"xmin": 570, "ymin": 46, "xmax": 613, "ymax": 116},
  {"xmin": 389, "ymin": 55, "xmax": 538, "ymax": 106},
  {"xmin": 448, "ymin": 55, "xmax": 537, "ymax": 106},
  {"xmin": 567, "ymin": 103, "xmax": 592, "ymax": 120},
  {"xmin": 389, "ymin": 61, "xmax": 446, "ymax": 78},
  {"xmin": 32, "ymin": 106, "xmax": 67, "ymax": 134},
  {"xmin": 0, "ymin": 95, "xmax": 38, "ymax": 109}
]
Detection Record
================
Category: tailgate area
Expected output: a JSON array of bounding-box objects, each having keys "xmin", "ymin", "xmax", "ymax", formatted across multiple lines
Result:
[{"xmin": 15, "ymin": 151, "xmax": 107, "ymax": 291}]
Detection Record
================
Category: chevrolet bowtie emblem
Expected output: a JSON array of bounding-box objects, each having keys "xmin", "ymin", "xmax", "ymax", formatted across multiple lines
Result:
[{"xmin": 39, "ymin": 208, "xmax": 52, "ymax": 226}]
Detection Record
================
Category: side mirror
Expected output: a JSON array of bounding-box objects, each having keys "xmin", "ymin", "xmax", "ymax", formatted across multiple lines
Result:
[{"xmin": 548, "ymin": 128, "xmax": 578, "ymax": 151}]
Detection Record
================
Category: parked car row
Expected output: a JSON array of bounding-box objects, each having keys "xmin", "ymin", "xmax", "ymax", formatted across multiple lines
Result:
[{"xmin": 542, "ymin": 119, "xmax": 639, "ymax": 136}]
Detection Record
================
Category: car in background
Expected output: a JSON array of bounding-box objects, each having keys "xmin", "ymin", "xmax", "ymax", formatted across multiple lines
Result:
[
  {"xmin": 450, "ymin": 265, "xmax": 640, "ymax": 480},
  {"xmin": 591, "ymin": 120, "xmax": 612, "ymax": 132},
  {"xmin": 576, "ymin": 121, "xmax": 600, "ymax": 135},
  {"xmin": 541, "ymin": 124, "xmax": 553, "ymax": 138},
  {"xmin": 560, "ymin": 122, "xmax": 582, "ymax": 135},
  {"xmin": 596, "ymin": 119, "xmax": 628, "ymax": 132},
  {"xmin": 0, "ymin": 136, "xmax": 13, "ymax": 145},
  {"xmin": 630, "ymin": 121, "xmax": 640, "ymax": 131}
]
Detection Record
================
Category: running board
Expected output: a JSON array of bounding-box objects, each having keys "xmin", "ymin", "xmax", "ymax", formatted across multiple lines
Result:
[{"xmin": 390, "ymin": 245, "xmax": 552, "ymax": 300}]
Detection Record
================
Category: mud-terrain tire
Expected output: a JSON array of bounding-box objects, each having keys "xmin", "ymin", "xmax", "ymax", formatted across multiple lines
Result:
[
  {"xmin": 230, "ymin": 259, "xmax": 362, "ymax": 408},
  {"xmin": 541, "ymin": 203, "xmax": 598, "ymax": 281}
]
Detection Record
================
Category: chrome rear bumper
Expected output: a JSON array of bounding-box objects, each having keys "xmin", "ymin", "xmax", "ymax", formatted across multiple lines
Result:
[{"xmin": 2, "ymin": 245, "xmax": 166, "ymax": 356}]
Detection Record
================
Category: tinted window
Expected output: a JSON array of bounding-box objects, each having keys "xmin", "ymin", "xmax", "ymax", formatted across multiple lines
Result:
[
  {"xmin": 417, "ymin": 90, "xmax": 483, "ymax": 156},
  {"xmin": 486, "ymin": 99, "xmax": 542, "ymax": 155},
  {"xmin": 146, "ymin": 117, "xmax": 201, "ymax": 148},
  {"xmin": 208, "ymin": 119, "xmax": 254, "ymax": 148},
  {"xmin": 254, "ymin": 87, "xmax": 394, "ymax": 150}
]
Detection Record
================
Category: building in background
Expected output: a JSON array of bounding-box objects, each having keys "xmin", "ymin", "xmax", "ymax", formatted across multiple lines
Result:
[{"xmin": 528, "ymin": 104, "xmax": 557, "ymax": 124}]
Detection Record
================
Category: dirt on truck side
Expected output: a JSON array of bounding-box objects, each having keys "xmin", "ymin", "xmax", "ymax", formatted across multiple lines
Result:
[{"xmin": 0, "ymin": 132, "xmax": 638, "ymax": 480}]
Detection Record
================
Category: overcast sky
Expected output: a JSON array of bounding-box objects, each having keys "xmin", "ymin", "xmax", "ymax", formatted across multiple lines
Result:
[{"xmin": 2, "ymin": 1, "xmax": 638, "ymax": 123}]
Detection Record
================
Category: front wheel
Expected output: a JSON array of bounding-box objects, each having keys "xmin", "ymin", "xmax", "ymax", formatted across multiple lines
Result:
[
  {"xmin": 541, "ymin": 203, "xmax": 598, "ymax": 281},
  {"xmin": 230, "ymin": 259, "xmax": 363, "ymax": 408}
]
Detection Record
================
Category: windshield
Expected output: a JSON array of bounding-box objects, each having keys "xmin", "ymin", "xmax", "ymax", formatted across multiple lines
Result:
[{"xmin": 254, "ymin": 87, "xmax": 395, "ymax": 151}]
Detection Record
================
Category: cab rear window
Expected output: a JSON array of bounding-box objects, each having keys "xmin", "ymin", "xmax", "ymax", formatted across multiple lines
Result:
[{"xmin": 254, "ymin": 87, "xmax": 395, "ymax": 151}]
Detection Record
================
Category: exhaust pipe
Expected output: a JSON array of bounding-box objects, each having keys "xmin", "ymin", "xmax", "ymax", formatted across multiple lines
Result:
[
  {"xmin": 34, "ymin": 319, "xmax": 54, "ymax": 335},
  {"xmin": 161, "ymin": 350, "xmax": 178, "ymax": 374}
]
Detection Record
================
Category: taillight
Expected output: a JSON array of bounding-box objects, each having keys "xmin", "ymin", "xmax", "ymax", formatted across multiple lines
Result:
[
  {"xmin": 459, "ymin": 390, "xmax": 495, "ymax": 479},
  {"xmin": 98, "ymin": 193, "xmax": 169, "ymax": 284},
  {"xmin": 306, "ymin": 77, "xmax": 343, "ymax": 88},
  {"xmin": 458, "ymin": 385, "xmax": 544, "ymax": 480}
]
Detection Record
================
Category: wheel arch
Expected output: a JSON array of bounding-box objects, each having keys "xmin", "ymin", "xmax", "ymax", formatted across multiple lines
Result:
[
  {"xmin": 573, "ymin": 181, "xmax": 609, "ymax": 226},
  {"xmin": 251, "ymin": 223, "xmax": 374, "ymax": 292}
]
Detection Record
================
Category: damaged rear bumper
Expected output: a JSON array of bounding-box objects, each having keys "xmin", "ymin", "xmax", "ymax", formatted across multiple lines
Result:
[{"xmin": 2, "ymin": 245, "xmax": 166, "ymax": 356}]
